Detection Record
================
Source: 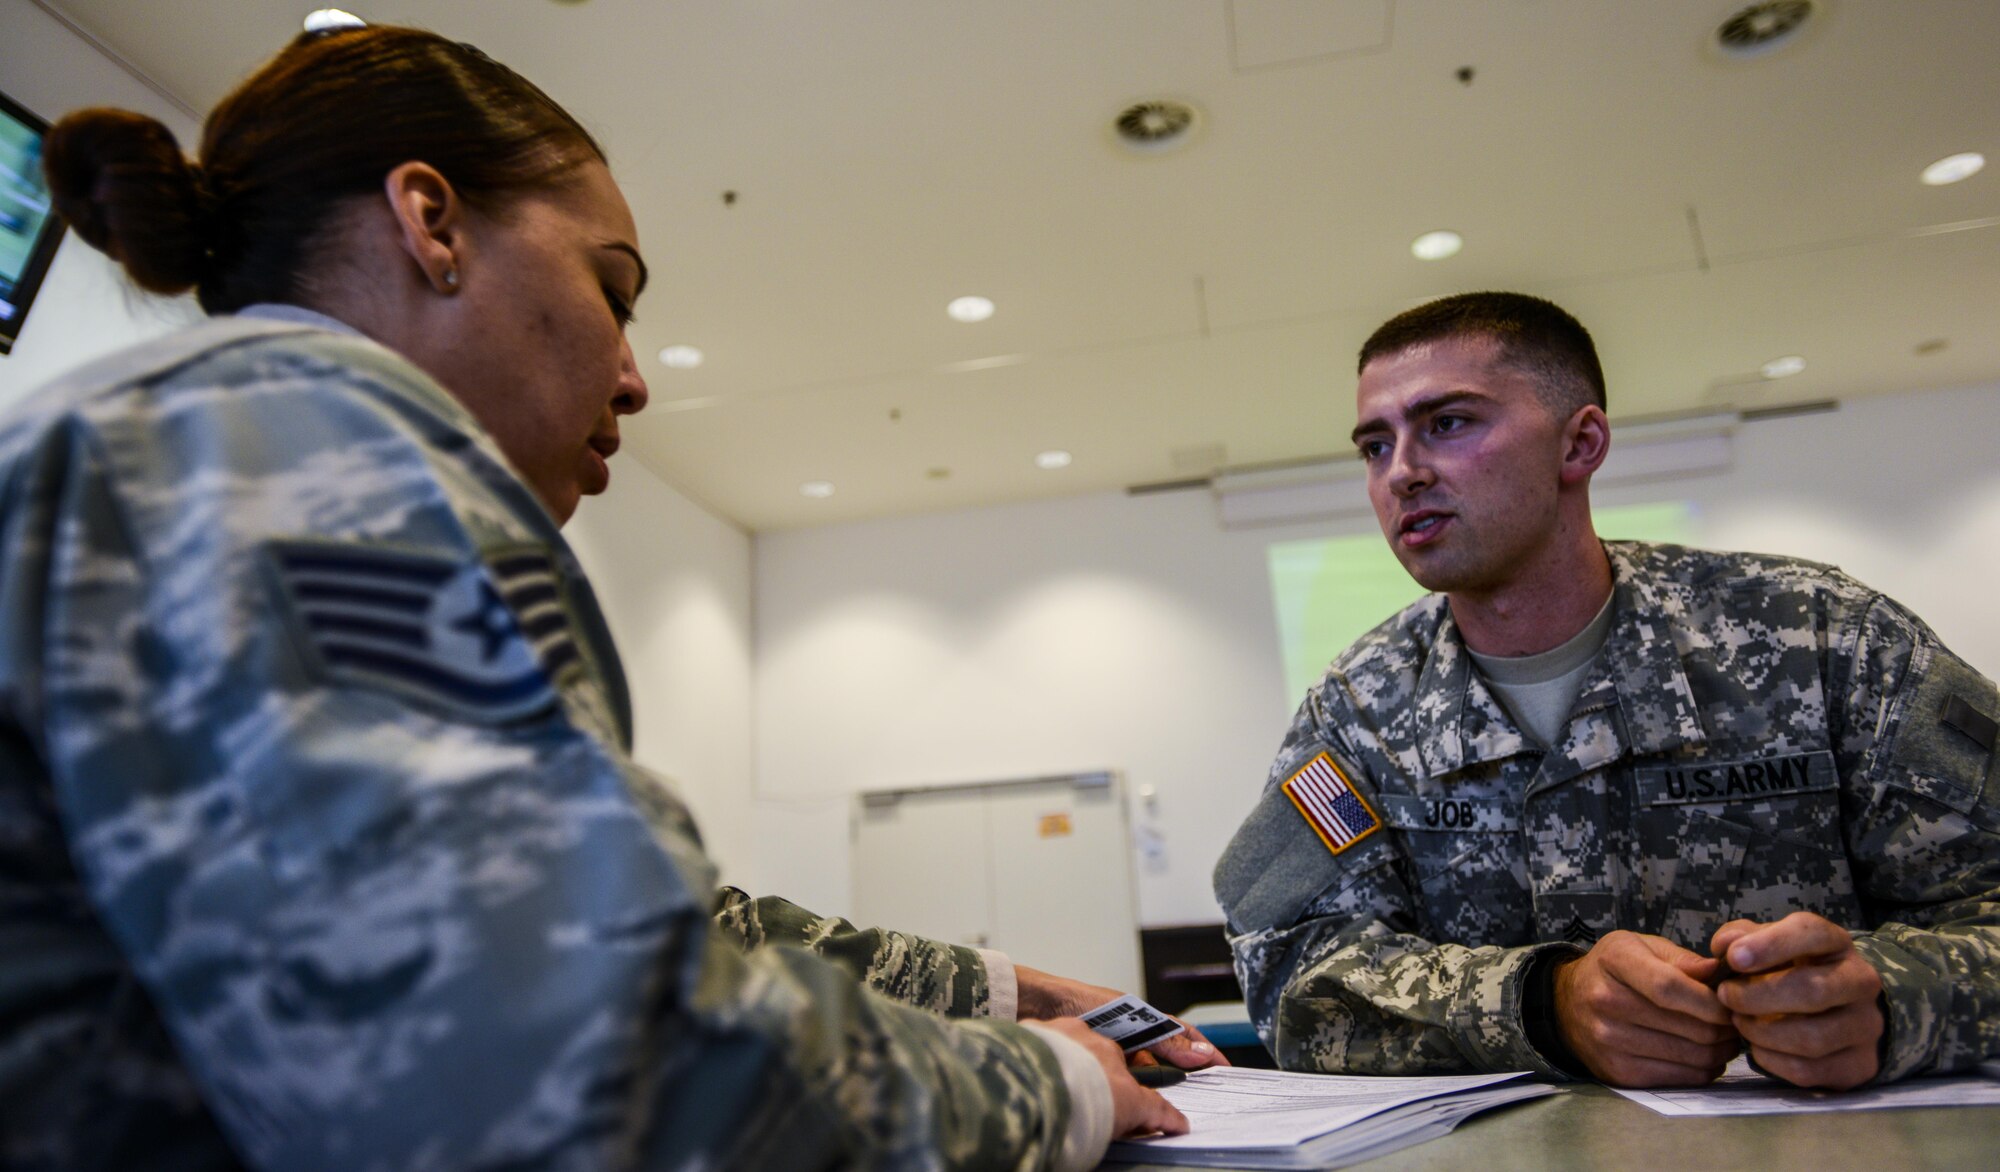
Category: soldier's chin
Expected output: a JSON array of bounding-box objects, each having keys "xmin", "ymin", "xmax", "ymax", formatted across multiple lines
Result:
[
  {"xmin": 1397, "ymin": 555, "xmax": 1491, "ymax": 596},
  {"xmin": 541, "ymin": 478, "xmax": 585, "ymax": 526},
  {"xmin": 1391, "ymin": 548, "xmax": 1453, "ymax": 592}
]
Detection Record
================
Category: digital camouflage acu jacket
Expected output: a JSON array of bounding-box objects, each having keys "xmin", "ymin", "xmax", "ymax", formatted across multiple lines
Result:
[
  {"xmin": 0, "ymin": 315, "xmax": 1071, "ymax": 1171},
  {"xmin": 1216, "ymin": 542, "xmax": 2000, "ymax": 1083}
]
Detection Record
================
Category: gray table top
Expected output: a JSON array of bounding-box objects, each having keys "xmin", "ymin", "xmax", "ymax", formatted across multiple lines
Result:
[{"xmin": 1106, "ymin": 1082, "xmax": 2000, "ymax": 1172}]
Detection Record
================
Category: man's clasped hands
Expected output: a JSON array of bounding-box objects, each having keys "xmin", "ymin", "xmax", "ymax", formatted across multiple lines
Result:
[{"xmin": 1555, "ymin": 910, "xmax": 1886, "ymax": 1089}]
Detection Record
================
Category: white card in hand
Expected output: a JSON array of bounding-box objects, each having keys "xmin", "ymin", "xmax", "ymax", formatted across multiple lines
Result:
[{"xmin": 1080, "ymin": 994, "xmax": 1185, "ymax": 1052}]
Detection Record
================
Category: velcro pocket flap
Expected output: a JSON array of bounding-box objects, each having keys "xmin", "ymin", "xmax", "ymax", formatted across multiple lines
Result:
[{"xmin": 1216, "ymin": 775, "xmax": 1393, "ymax": 935}]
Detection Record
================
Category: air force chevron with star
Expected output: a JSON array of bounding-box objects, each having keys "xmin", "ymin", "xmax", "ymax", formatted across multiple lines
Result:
[
  {"xmin": 270, "ymin": 540, "xmax": 583, "ymax": 723},
  {"xmin": 1282, "ymin": 751, "xmax": 1381, "ymax": 857}
]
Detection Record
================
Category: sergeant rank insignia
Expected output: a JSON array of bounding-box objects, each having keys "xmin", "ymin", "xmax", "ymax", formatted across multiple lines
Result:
[
  {"xmin": 1282, "ymin": 752, "xmax": 1381, "ymax": 857},
  {"xmin": 270, "ymin": 540, "xmax": 582, "ymax": 724},
  {"xmin": 1562, "ymin": 914, "xmax": 1599, "ymax": 947}
]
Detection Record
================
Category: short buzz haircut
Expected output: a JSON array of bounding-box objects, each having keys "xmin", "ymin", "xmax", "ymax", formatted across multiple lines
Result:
[{"xmin": 1357, "ymin": 292, "xmax": 1607, "ymax": 417}]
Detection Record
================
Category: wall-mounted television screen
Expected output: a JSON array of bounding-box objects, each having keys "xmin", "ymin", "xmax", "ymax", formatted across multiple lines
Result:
[{"xmin": 0, "ymin": 89, "xmax": 66, "ymax": 356}]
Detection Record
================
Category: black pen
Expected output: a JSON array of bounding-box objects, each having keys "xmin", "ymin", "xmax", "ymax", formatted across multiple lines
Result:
[{"xmin": 1131, "ymin": 1065, "xmax": 1187, "ymax": 1089}]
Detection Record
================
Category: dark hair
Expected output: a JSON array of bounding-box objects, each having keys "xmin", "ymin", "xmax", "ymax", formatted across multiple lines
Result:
[
  {"xmin": 43, "ymin": 26, "xmax": 603, "ymax": 314},
  {"xmin": 1357, "ymin": 291, "xmax": 1607, "ymax": 415}
]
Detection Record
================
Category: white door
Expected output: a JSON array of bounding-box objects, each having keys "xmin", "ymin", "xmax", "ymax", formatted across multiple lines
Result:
[{"xmin": 852, "ymin": 773, "xmax": 1142, "ymax": 993}]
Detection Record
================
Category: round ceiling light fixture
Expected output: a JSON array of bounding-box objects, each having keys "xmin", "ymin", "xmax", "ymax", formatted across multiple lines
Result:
[
  {"xmin": 799, "ymin": 481, "xmax": 835, "ymax": 499},
  {"xmin": 657, "ymin": 344, "xmax": 704, "ymax": 369},
  {"xmin": 1111, "ymin": 99, "xmax": 1202, "ymax": 155},
  {"xmin": 1035, "ymin": 449, "xmax": 1073, "ymax": 470},
  {"xmin": 1921, "ymin": 152, "xmax": 1985, "ymax": 186},
  {"xmin": 946, "ymin": 295, "xmax": 995, "ymax": 323},
  {"xmin": 303, "ymin": 9, "xmax": 367, "ymax": 33},
  {"xmin": 1713, "ymin": 2, "xmax": 1815, "ymax": 60},
  {"xmin": 1760, "ymin": 354, "xmax": 1807, "ymax": 379},
  {"xmin": 1410, "ymin": 230, "xmax": 1464, "ymax": 261}
]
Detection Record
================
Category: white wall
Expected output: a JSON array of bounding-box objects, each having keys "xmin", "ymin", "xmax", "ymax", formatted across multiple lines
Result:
[
  {"xmin": 753, "ymin": 380, "xmax": 2000, "ymax": 929},
  {"xmin": 565, "ymin": 467, "xmax": 759, "ymax": 882},
  {"xmin": 0, "ymin": 0, "xmax": 202, "ymax": 410}
]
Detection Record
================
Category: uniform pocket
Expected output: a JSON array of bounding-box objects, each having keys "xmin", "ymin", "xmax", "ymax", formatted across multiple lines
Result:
[
  {"xmin": 1635, "ymin": 797, "xmax": 1859, "ymax": 946},
  {"xmin": 1378, "ymin": 795, "xmax": 1533, "ymax": 946},
  {"xmin": 1729, "ymin": 806, "xmax": 1858, "ymax": 925}
]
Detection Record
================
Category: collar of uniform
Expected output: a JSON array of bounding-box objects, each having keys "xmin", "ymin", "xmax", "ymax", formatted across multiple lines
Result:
[
  {"xmin": 236, "ymin": 302, "xmax": 364, "ymax": 336},
  {"xmin": 1596, "ymin": 542, "xmax": 1708, "ymax": 758},
  {"xmin": 1409, "ymin": 542, "xmax": 1708, "ymax": 777},
  {"xmin": 232, "ymin": 303, "xmax": 484, "ymax": 438},
  {"xmin": 1411, "ymin": 604, "xmax": 1541, "ymax": 777}
]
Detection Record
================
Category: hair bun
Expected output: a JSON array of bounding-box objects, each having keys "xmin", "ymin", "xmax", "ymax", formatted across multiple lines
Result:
[{"xmin": 42, "ymin": 108, "xmax": 212, "ymax": 295}]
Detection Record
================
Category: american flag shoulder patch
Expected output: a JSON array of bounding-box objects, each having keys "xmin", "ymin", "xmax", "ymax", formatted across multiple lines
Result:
[
  {"xmin": 1282, "ymin": 751, "xmax": 1381, "ymax": 857},
  {"xmin": 268, "ymin": 539, "xmax": 584, "ymax": 724}
]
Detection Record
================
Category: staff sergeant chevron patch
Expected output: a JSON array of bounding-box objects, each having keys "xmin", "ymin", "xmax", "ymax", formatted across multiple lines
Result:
[{"xmin": 269, "ymin": 540, "xmax": 580, "ymax": 724}]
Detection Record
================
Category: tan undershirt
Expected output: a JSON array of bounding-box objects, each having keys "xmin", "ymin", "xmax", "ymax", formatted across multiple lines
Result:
[{"xmin": 1466, "ymin": 592, "xmax": 1616, "ymax": 748}]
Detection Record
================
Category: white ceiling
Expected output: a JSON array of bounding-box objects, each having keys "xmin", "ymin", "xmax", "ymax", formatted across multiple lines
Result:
[{"xmin": 39, "ymin": 0, "xmax": 2000, "ymax": 530}]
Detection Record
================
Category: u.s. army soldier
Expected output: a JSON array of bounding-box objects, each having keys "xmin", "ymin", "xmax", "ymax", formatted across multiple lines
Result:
[
  {"xmin": 1215, "ymin": 292, "xmax": 2000, "ymax": 1091},
  {"xmin": 0, "ymin": 24, "xmax": 1206, "ymax": 1172}
]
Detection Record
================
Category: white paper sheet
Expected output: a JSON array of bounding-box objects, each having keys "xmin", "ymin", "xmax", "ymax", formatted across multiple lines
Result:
[
  {"xmin": 1112, "ymin": 1066, "xmax": 1543, "ymax": 1148},
  {"xmin": 1612, "ymin": 1055, "xmax": 2000, "ymax": 1117}
]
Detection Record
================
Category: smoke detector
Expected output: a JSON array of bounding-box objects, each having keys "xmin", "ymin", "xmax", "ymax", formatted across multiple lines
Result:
[
  {"xmin": 1712, "ymin": 2, "xmax": 1817, "ymax": 60},
  {"xmin": 1111, "ymin": 100, "xmax": 1202, "ymax": 155}
]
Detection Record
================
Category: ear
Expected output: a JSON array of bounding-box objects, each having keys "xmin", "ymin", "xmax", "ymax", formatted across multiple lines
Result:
[
  {"xmin": 1558, "ymin": 404, "xmax": 1610, "ymax": 486},
  {"xmin": 382, "ymin": 162, "xmax": 465, "ymax": 294}
]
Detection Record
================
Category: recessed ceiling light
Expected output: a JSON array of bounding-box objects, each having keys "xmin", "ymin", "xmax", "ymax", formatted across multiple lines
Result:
[
  {"xmin": 1921, "ymin": 152, "xmax": 1985, "ymax": 186},
  {"xmin": 1410, "ymin": 230, "xmax": 1463, "ymax": 261},
  {"xmin": 1110, "ymin": 99, "xmax": 1203, "ymax": 155},
  {"xmin": 657, "ymin": 344, "xmax": 704, "ymax": 369},
  {"xmin": 1035, "ymin": 450, "xmax": 1073, "ymax": 470},
  {"xmin": 1760, "ymin": 354, "xmax": 1807, "ymax": 379},
  {"xmin": 947, "ymin": 296, "xmax": 995, "ymax": 323},
  {"xmin": 303, "ymin": 9, "xmax": 367, "ymax": 32},
  {"xmin": 799, "ymin": 481, "xmax": 834, "ymax": 499},
  {"xmin": 1713, "ymin": 2, "xmax": 1815, "ymax": 57}
]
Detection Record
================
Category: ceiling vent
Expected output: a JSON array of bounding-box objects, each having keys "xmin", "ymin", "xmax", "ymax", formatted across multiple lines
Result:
[
  {"xmin": 1714, "ymin": 2, "xmax": 1816, "ymax": 59},
  {"xmin": 1112, "ymin": 100, "xmax": 1201, "ymax": 155}
]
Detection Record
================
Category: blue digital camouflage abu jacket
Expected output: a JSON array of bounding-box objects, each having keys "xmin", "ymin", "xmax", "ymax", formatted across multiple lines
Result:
[
  {"xmin": 0, "ymin": 315, "xmax": 1070, "ymax": 1170},
  {"xmin": 1217, "ymin": 542, "xmax": 2000, "ymax": 1082}
]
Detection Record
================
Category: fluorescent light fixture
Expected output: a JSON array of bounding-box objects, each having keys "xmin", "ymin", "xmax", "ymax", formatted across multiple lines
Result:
[
  {"xmin": 303, "ymin": 9, "xmax": 367, "ymax": 32},
  {"xmin": 1921, "ymin": 152, "xmax": 1985, "ymax": 186},
  {"xmin": 658, "ymin": 344, "xmax": 704, "ymax": 369},
  {"xmin": 1035, "ymin": 449, "xmax": 1073, "ymax": 470},
  {"xmin": 947, "ymin": 295, "xmax": 995, "ymax": 323},
  {"xmin": 1760, "ymin": 354, "xmax": 1806, "ymax": 379},
  {"xmin": 1410, "ymin": 230, "xmax": 1463, "ymax": 261},
  {"xmin": 937, "ymin": 353, "xmax": 1029, "ymax": 374},
  {"xmin": 799, "ymin": 481, "xmax": 835, "ymax": 499}
]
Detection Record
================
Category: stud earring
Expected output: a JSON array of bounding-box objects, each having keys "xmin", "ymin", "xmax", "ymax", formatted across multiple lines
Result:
[{"xmin": 442, "ymin": 269, "xmax": 459, "ymax": 289}]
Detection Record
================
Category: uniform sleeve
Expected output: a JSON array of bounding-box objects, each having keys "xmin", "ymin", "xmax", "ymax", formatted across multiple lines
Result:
[
  {"xmin": 1214, "ymin": 693, "xmax": 1578, "ymax": 1078},
  {"xmin": 1833, "ymin": 598, "xmax": 2000, "ymax": 1081},
  {"xmin": 711, "ymin": 886, "xmax": 995, "ymax": 1016},
  {"xmin": 28, "ymin": 366, "xmax": 1084, "ymax": 1171}
]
